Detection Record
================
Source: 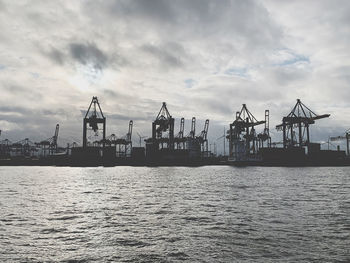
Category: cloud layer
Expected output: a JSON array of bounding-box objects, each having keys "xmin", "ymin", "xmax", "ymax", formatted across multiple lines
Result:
[{"xmin": 0, "ymin": 0, "xmax": 350, "ymax": 152}]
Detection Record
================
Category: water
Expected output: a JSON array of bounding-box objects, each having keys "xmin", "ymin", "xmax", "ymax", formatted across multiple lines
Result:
[{"xmin": 0, "ymin": 166, "xmax": 349, "ymax": 262}]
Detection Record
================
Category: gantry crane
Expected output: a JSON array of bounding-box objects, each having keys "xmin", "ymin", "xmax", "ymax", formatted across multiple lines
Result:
[
  {"xmin": 174, "ymin": 117, "xmax": 186, "ymax": 149},
  {"xmin": 0, "ymin": 138, "xmax": 11, "ymax": 158},
  {"xmin": 228, "ymin": 104, "xmax": 265, "ymax": 161},
  {"xmin": 148, "ymin": 102, "xmax": 175, "ymax": 150},
  {"xmin": 114, "ymin": 120, "xmax": 133, "ymax": 157},
  {"xmin": 276, "ymin": 99, "xmax": 330, "ymax": 148},
  {"xmin": 83, "ymin": 97, "xmax": 106, "ymax": 148},
  {"xmin": 257, "ymin": 110, "xmax": 271, "ymax": 148},
  {"xmin": 188, "ymin": 117, "xmax": 196, "ymax": 139},
  {"xmin": 12, "ymin": 138, "xmax": 36, "ymax": 157},
  {"xmin": 39, "ymin": 124, "xmax": 60, "ymax": 156},
  {"xmin": 196, "ymin": 119, "xmax": 209, "ymax": 156}
]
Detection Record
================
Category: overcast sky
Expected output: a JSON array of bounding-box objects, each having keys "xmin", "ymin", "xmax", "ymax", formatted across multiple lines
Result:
[{"xmin": 1, "ymin": 0, "xmax": 350, "ymax": 152}]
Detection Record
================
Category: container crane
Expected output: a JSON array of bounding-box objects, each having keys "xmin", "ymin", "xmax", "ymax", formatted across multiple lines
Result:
[
  {"xmin": 114, "ymin": 120, "xmax": 133, "ymax": 157},
  {"xmin": 276, "ymin": 99, "xmax": 330, "ymax": 148},
  {"xmin": 83, "ymin": 96, "xmax": 106, "ymax": 148},
  {"xmin": 196, "ymin": 119, "xmax": 209, "ymax": 156},
  {"xmin": 148, "ymin": 102, "xmax": 175, "ymax": 150},
  {"xmin": 188, "ymin": 117, "xmax": 196, "ymax": 139},
  {"xmin": 258, "ymin": 110, "xmax": 271, "ymax": 148},
  {"xmin": 39, "ymin": 124, "xmax": 60, "ymax": 156},
  {"xmin": 174, "ymin": 117, "xmax": 186, "ymax": 149},
  {"xmin": 228, "ymin": 104, "xmax": 265, "ymax": 161}
]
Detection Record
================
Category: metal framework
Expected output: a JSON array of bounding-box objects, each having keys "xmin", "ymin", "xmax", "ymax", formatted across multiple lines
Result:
[
  {"xmin": 257, "ymin": 110, "xmax": 271, "ymax": 148},
  {"xmin": 189, "ymin": 117, "xmax": 196, "ymax": 139},
  {"xmin": 113, "ymin": 120, "xmax": 133, "ymax": 157},
  {"xmin": 149, "ymin": 102, "xmax": 175, "ymax": 150},
  {"xmin": 39, "ymin": 124, "xmax": 60, "ymax": 157},
  {"xmin": 83, "ymin": 97, "xmax": 106, "ymax": 148},
  {"xmin": 174, "ymin": 117, "xmax": 186, "ymax": 149},
  {"xmin": 0, "ymin": 139, "xmax": 12, "ymax": 158},
  {"xmin": 196, "ymin": 119, "xmax": 209, "ymax": 156},
  {"xmin": 11, "ymin": 138, "xmax": 37, "ymax": 157},
  {"xmin": 228, "ymin": 104, "xmax": 265, "ymax": 160},
  {"xmin": 276, "ymin": 99, "xmax": 330, "ymax": 148}
]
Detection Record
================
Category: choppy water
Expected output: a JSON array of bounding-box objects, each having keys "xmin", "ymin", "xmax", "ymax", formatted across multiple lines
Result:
[{"xmin": 0, "ymin": 166, "xmax": 349, "ymax": 262}]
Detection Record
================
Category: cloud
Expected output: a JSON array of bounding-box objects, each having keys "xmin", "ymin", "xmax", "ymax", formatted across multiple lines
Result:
[
  {"xmin": 141, "ymin": 42, "xmax": 185, "ymax": 69},
  {"xmin": 0, "ymin": 0, "xmax": 350, "ymax": 153},
  {"xmin": 69, "ymin": 42, "xmax": 108, "ymax": 71},
  {"xmin": 47, "ymin": 48, "xmax": 65, "ymax": 65}
]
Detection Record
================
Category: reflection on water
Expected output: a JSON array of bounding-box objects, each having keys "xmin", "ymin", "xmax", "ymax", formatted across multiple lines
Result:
[{"xmin": 0, "ymin": 166, "xmax": 349, "ymax": 262}]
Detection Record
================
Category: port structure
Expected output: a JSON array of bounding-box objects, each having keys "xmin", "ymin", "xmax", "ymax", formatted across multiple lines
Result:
[
  {"xmin": 196, "ymin": 119, "xmax": 209, "ymax": 157},
  {"xmin": 147, "ymin": 102, "xmax": 175, "ymax": 150},
  {"xmin": 38, "ymin": 124, "xmax": 59, "ymax": 157},
  {"xmin": 0, "ymin": 137, "xmax": 37, "ymax": 158},
  {"xmin": 11, "ymin": 138, "xmax": 37, "ymax": 157},
  {"xmin": 174, "ymin": 117, "xmax": 186, "ymax": 149},
  {"xmin": 0, "ymin": 138, "xmax": 11, "ymax": 158},
  {"xmin": 185, "ymin": 117, "xmax": 199, "ymax": 158},
  {"xmin": 330, "ymin": 130, "xmax": 350, "ymax": 155},
  {"xmin": 276, "ymin": 99, "xmax": 330, "ymax": 149},
  {"xmin": 257, "ymin": 110, "xmax": 271, "ymax": 148},
  {"xmin": 111, "ymin": 120, "xmax": 133, "ymax": 157},
  {"xmin": 189, "ymin": 117, "xmax": 196, "ymax": 139},
  {"xmin": 83, "ymin": 97, "xmax": 106, "ymax": 149},
  {"xmin": 227, "ymin": 104, "xmax": 266, "ymax": 161}
]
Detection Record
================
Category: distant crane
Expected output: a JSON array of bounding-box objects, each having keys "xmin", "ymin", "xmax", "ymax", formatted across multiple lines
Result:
[
  {"xmin": 197, "ymin": 119, "xmax": 209, "ymax": 156},
  {"xmin": 52, "ymin": 124, "xmax": 59, "ymax": 154},
  {"xmin": 146, "ymin": 102, "xmax": 175, "ymax": 150},
  {"xmin": 175, "ymin": 117, "xmax": 186, "ymax": 149},
  {"xmin": 188, "ymin": 117, "xmax": 196, "ymax": 138},
  {"xmin": 38, "ymin": 124, "xmax": 59, "ymax": 156},
  {"xmin": 228, "ymin": 104, "xmax": 265, "ymax": 160},
  {"xmin": 276, "ymin": 99, "xmax": 330, "ymax": 148},
  {"xmin": 258, "ymin": 110, "xmax": 271, "ymax": 148},
  {"xmin": 83, "ymin": 96, "xmax": 106, "ymax": 148},
  {"xmin": 12, "ymin": 138, "xmax": 36, "ymax": 157},
  {"xmin": 113, "ymin": 120, "xmax": 133, "ymax": 157}
]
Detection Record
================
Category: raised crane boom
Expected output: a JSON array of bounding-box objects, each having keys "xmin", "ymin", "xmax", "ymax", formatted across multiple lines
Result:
[
  {"xmin": 198, "ymin": 119, "xmax": 209, "ymax": 141},
  {"xmin": 276, "ymin": 99, "xmax": 330, "ymax": 148},
  {"xmin": 83, "ymin": 97, "xmax": 106, "ymax": 148},
  {"xmin": 127, "ymin": 120, "xmax": 133, "ymax": 143},
  {"xmin": 177, "ymin": 118, "xmax": 185, "ymax": 138},
  {"xmin": 189, "ymin": 117, "xmax": 196, "ymax": 138}
]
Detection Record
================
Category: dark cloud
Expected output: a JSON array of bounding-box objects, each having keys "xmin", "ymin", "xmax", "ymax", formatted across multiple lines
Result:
[
  {"xmin": 111, "ymin": 0, "xmax": 176, "ymax": 22},
  {"xmin": 141, "ymin": 43, "xmax": 184, "ymax": 68},
  {"xmin": 47, "ymin": 48, "xmax": 65, "ymax": 65},
  {"xmin": 1, "ymin": 1, "xmax": 350, "ymax": 152},
  {"xmin": 69, "ymin": 42, "xmax": 108, "ymax": 70}
]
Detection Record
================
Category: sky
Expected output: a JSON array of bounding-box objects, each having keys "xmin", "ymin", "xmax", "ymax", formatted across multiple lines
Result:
[{"xmin": 0, "ymin": 0, "xmax": 350, "ymax": 153}]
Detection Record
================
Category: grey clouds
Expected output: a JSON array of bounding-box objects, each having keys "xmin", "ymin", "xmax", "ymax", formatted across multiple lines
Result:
[{"xmin": 0, "ymin": 0, "xmax": 350, "ymax": 152}]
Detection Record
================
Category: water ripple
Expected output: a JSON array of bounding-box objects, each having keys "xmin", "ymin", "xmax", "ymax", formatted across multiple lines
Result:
[{"xmin": 0, "ymin": 166, "xmax": 349, "ymax": 262}]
